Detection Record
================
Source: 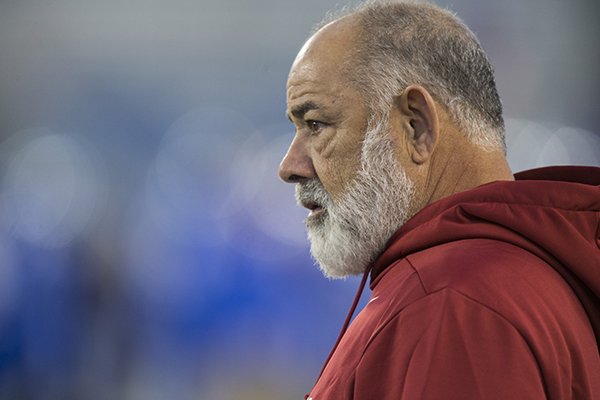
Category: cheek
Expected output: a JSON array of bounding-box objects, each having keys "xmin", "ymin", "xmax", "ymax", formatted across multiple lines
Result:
[
  {"xmin": 312, "ymin": 127, "xmax": 340, "ymax": 158},
  {"xmin": 316, "ymin": 162, "xmax": 347, "ymax": 200},
  {"xmin": 312, "ymin": 133, "xmax": 363, "ymax": 201}
]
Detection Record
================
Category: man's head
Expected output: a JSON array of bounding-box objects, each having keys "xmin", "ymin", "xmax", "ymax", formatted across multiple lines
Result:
[{"xmin": 279, "ymin": 1, "xmax": 512, "ymax": 278}]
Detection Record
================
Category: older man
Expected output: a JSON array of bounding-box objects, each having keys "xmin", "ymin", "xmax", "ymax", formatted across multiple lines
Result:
[{"xmin": 279, "ymin": 1, "xmax": 600, "ymax": 399}]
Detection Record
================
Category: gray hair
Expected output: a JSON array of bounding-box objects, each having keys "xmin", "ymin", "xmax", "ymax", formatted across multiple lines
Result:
[{"xmin": 317, "ymin": 1, "xmax": 505, "ymax": 152}]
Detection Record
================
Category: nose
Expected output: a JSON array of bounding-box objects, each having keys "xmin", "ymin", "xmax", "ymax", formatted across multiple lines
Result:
[{"xmin": 278, "ymin": 135, "xmax": 316, "ymax": 183}]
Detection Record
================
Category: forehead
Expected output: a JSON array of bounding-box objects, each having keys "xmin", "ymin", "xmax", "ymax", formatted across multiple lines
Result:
[
  {"xmin": 287, "ymin": 18, "xmax": 359, "ymax": 105},
  {"xmin": 286, "ymin": 63, "xmax": 359, "ymax": 120}
]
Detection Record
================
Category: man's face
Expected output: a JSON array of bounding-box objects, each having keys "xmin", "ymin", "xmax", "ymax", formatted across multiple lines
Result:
[
  {"xmin": 282, "ymin": 22, "xmax": 370, "ymax": 205},
  {"xmin": 279, "ymin": 20, "xmax": 417, "ymax": 277}
]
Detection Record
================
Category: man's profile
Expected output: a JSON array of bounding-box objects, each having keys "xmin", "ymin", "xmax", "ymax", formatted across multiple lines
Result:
[{"xmin": 279, "ymin": 1, "xmax": 600, "ymax": 398}]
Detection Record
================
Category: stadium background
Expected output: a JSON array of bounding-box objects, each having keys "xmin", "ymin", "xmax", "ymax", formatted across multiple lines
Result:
[{"xmin": 0, "ymin": 0, "xmax": 598, "ymax": 398}]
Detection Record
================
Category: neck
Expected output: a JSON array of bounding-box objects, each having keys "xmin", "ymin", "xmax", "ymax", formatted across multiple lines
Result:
[{"xmin": 423, "ymin": 134, "xmax": 514, "ymax": 207}]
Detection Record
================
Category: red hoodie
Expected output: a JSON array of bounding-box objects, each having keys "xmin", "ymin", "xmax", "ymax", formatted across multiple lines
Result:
[{"xmin": 307, "ymin": 166, "xmax": 600, "ymax": 400}]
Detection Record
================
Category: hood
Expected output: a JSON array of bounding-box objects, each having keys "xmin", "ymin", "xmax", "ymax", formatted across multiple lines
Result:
[{"xmin": 371, "ymin": 165, "xmax": 600, "ymax": 344}]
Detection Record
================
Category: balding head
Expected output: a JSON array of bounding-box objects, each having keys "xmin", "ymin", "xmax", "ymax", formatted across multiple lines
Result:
[
  {"xmin": 287, "ymin": 16, "xmax": 362, "ymax": 115},
  {"xmin": 290, "ymin": 16, "xmax": 358, "ymax": 75}
]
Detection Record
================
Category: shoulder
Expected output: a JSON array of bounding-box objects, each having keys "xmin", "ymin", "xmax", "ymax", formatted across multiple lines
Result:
[
  {"xmin": 406, "ymin": 238, "xmax": 573, "ymax": 309},
  {"xmin": 376, "ymin": 238, "xmax": 572, "ymax": 318},
  {"xmin": 370, "ymin": 237, "xmax": 596, "ymax": 356},
  {"xmin": 397, "ymin": 238, "xmax": 596, "ymax": 360},
  {"xmin": 370, "ymin": 239, "xmax": 563, "ymax": 333}
]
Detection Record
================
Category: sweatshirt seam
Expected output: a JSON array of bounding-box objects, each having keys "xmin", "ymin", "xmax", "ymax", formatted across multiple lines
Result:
[
  {"xmin": 357, "ymin": 287, "xmax": 544, "ymax": 381},
  {"xmin": 406, "ymin": 256, "xmax": 429, "ymax": 294},
  {"xmin": 400, "ymin": 254, "xmax": 545, "ymax": 349}
]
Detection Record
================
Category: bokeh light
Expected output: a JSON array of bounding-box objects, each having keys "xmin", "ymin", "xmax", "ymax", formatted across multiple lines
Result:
[{"xmin": 0, "ymin": 128, "xmax": 106, "ymax": 248}]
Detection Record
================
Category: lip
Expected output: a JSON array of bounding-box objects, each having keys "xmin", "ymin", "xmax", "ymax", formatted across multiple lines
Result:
[
  {"xmin": 308, "ymin": 207, "xmax": 325, "ymax": 218},
  {"xmin": 300, "ymin": 200, "xmax": 325, "ymax": 219}
]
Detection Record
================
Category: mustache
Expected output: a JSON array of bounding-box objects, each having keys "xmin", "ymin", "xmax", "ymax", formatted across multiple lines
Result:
[{"xmin": 295, "ymin": 179, "xmax": 332, "ymax": 208}]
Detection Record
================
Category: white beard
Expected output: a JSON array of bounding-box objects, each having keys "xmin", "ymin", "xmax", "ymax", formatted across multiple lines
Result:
[{"xmin": 295, "ymin": 119, "xmax": 415, "ymax": 279}]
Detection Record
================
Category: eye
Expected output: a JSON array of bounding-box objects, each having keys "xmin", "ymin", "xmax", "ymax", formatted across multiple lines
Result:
[{"xmin": 306, "ymin": 120, "xmax": 326, "ymax": 134}]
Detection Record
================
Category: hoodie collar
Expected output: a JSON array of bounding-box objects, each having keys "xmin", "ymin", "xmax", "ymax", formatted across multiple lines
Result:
[{"xmin": 370, "ymin": 165, "xmax": 600, "ymax": 288}]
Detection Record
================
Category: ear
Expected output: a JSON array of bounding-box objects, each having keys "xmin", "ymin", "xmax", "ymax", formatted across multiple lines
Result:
[{"xmin": 390, "ymin": 85, "xmax": 440, "ymax": 164}]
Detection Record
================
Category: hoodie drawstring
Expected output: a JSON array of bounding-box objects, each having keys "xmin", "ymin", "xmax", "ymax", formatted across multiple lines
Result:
[{"xmin": 306, "ymin": 266, "xmax": 371, "ymax": 398}]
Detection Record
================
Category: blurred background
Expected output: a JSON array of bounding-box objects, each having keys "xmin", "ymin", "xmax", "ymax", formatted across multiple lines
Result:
[{"xmin": 0, "ymin": 0, "xmax": 598, "ymax": 399}]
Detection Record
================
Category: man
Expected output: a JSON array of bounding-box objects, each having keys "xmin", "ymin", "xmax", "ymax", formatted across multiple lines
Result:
[{"xmin": 279, "ymin": 1, "xmax": 600, "ymax": 399}]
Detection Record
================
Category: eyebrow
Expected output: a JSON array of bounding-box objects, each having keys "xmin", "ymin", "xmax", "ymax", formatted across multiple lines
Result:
[{"xmin": 288, "ymin": 101, "xmax": 320, "ymax": 121}]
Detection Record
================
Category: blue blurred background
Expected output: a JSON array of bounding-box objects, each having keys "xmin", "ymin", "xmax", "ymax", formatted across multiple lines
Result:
[{"xmin": 0, "ymin": 0, "xmax": 598, "ymax": 399}]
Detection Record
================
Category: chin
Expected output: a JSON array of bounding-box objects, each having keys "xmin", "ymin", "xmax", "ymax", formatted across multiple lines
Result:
[
  {"xmin": 307, "ymin": 223, "xmax": 375, "ymax": 280},
  {"xmin": 315, "ymin": 257, "xmax": 366, "ymax": 279},
  {"xmin": 319, "ymin": 265, "xmax": 365, "ymax": 280}
]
